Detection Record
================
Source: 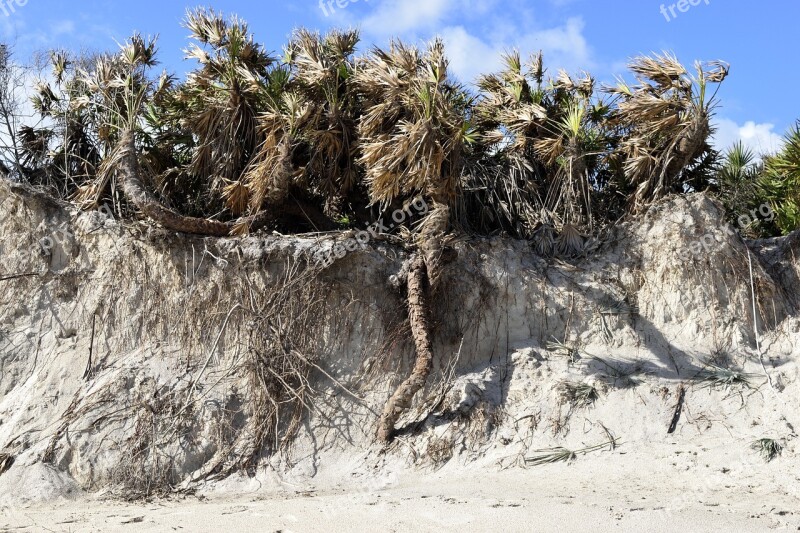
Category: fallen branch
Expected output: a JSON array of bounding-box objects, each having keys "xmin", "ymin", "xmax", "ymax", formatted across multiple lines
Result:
[{"xmin": 667, "ymin": 384, "xmax": 686, "ymax": 434}]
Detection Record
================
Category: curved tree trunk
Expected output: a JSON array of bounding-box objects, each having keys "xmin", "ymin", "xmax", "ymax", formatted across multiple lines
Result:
[
  {"xmin": 376, "ymin": 252, "xmax": 435, "ymax": 443},
  {"xmin": 117, "ymin": 131, "xmax": 334, "ymax": 235},
  {"xmin": 376, "ymin": 202, "xmax": 452, "ymax": 443},
  {"xmin": 118, "ymin": 131, "xmax": 243, "ymax": 236}
]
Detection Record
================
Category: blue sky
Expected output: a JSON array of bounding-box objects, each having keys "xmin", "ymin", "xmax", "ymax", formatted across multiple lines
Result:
[{"xmin": 2, "ymin": 0, "xmax": 796, "ymax": 153}]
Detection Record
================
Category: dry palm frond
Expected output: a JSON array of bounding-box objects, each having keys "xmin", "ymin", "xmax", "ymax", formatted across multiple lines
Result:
[
  {"xmin": 556, "ymin": 223, "xmax": 585, "ymax": 256},
  {"xmin": 532, "ymin": 223, "xmax": 557, "ymax": 256},
  {"xmin": 557, "ymin": 381, "xmax": 599, "ymax": 408},
  {"xmin": 627, "ymin": 52, "xmax": 686, "ymax": 87},
  {"xmin": 524, "ymin": 446, "xmax": 577, "ymax": 466},
  {"xmin": 222, "ymin": 180, "xmax": 249, "ymax": 215},
  {"xmin": 528, "ymin": 51, "xmax": 545, "ymax": 84},
  {"xmin": 525, "ymin": 438, "xmax": 617, "ymax": 467},
  {"xmin": 577, "ymin": 72, "xmax": 595, "ymax": 99},
  {"xmin": 554, "ymin": 69, "xmax": 575, "ymax": 91},
  {"xmin": 704, "ymin": 60, "xmax": 730, "ymax": 83},
  {"xmin": 751, "ymin": 438, "xmax": 783, "ymax": 463}
]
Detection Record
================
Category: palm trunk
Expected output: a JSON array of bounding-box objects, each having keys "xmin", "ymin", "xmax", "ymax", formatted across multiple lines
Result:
[
  {"xmin": 376, "ymin": 202, "xmax": 451, "ymax": 443},
  {"xmin": 118, "ymin": 131, "xmax": 239, "ymax": 236},
  {"xmin": 376, "ymin": 252, "xmax": 434, "ymax": 443},
  {"xmin": 117, "ymin": 131, "xmax": 333, "ymax": 235}
]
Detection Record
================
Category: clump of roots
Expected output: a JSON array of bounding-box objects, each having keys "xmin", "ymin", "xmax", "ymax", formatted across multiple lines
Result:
[
  {"xmin": 42, "ymin": 257, "xmax": 338, "ymax": 494},
  {"xmin": 196, "ymin": 259, "xmax": 331, "ymax": 479},
  {"xmin": 109, "ymin": 382, "xmax": 194, "ymax": 500}
]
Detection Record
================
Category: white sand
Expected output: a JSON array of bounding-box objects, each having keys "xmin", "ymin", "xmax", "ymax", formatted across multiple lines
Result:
[
  {"xmin": 3, "ymin": 446, "xmax": 798, "ymax": 532},
  {"xmin": 1, "ymin": 183, "xmax": 799, "ymax": 532}
]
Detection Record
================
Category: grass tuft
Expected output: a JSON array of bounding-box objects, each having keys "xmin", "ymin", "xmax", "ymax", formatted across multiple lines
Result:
[
  {"xmin": 695, "ymin": 364, "xmax": 759, "ymax": 390},
  {"xmin": 751, "ymin": 438, "xmax": 783, "ymax": 462},
  {"xmin": 557, "ymin": 381, "xmax": 599, "ymax": 408},
  {"xmin": 546, "ymin": 338, "xmax": 582, "ymax": 364}
]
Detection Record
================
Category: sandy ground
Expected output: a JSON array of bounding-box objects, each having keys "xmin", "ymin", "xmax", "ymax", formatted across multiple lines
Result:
[
  {"xmin": 3, "ymin": 443, "xmax": 798, "ymax": 533},
  {"xmin": 3, "ymin": 186, "xmax": 800, "ymax": 532}
]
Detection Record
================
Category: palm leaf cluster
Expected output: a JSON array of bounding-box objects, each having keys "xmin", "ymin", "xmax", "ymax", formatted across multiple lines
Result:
[
  {"xmin": 605, "ymin": 53, "xmax": 728, "ymax": 212},
  {"xmin": 760, "ymin": 123, "xmax": 800, "ymax": 234},
  {"xmin": 5, "ymin": 9, "xmax": 742, "ymax": 246},
  {"xmin": 468, "ymin": 51, "xmax": 615, "ymax": 254},
  {"xmin": 712, "ymin": 123, "xmax": 800, "ymax": 237}
]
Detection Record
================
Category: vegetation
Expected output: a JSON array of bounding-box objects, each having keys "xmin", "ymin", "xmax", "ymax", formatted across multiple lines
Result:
[
  {"xmin": 524, "ymin": 438, "xmax": 617, "ymax": 467},
  {"xmin": 694, "ymin": 364, "xmax": 759, "ymax": 390},
  {"xmin": 751, "ymin": 438, "xmax": 783, "ymax": 462},
  {"xmin": 1, "ymin": 8, "xmax": 798, "ymax": 446},
  {"xmin": 557, "ymin": 381, "xmax": 600, "ymax": 408},
  {"xmin": 761, "ymin": 124, "xmax": 800, "ymax": 234}
]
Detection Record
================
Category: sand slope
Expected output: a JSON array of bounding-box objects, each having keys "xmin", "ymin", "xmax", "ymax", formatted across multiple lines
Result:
[{"xmin": 1, "ymin": 181, "xmax": 799, "ymax": 530}]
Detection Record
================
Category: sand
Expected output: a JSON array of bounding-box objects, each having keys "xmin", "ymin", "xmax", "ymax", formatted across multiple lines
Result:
[
  {"xmin": 1, "ymin": 181, "xmax": 799, "ymax": 532},
  {"xmin": 3, "ymin": 445, "xmax": 799, "ymax": 532}
]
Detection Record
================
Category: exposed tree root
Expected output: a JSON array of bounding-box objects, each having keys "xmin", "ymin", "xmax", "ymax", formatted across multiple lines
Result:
[{"xmin": 187, "ymin": 260, "xmax": 329, "ymax": 482}]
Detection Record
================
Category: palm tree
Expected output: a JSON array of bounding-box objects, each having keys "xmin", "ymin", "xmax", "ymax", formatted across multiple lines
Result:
[
  {"xmin": 80, "ymin": 33, "xmax": 278, "ymax": 236},
  {"xmin": 761, "ymin": 123, "xmax": 800, "ymax": 234},
  {"xmin": 165, "ymin": 8, "xmax": 276, "ymax": 217},
  {"xmin": 471, "ymin": 51, "xmax": 612, "ymax": 255},
  {"xmin": 715, "ymin": 141, "xmax": 773, "ymax": 236},
  {"xmin": 354, "ymin": 38, "xmax": 473, "ymax": 442},
  {"xmin": 469, "ymin": 51, "xmax": 548, "ymax": 239},
  {"xmin": 27, "ymin": 50, "xmax": 103, "ymax": 199},
  {"xmin": 532, "ymin": 70, "xmax": 612, "ymax": 254},
  {"xmin": 242, "ymin": 28, "xmax": 361, "ymax": 224},
  {"xmin": 606, "ymin": 53, "xmax": 728, "ymax": 211}
]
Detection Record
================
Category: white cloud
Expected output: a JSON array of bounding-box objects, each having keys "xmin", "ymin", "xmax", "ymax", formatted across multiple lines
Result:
[
  {"xmin": 438, "ymin": 26, "xmax": 501, "ymax": 83},
  {"xmin": 712, "ymin": 118, "xmax": 784, "ymax": 156},
  {"xmin": 360, "ymin": 0, "xmax": 457, "ymax": 36},
  {"xmin": 437, "ymin": 18, "xmax": 591, "ymax": 83},
  {"xmin": 447, "ymin": 17, "xmax": 594, "ymax": 83},
  {"xmin": 338, "ymin": 0, "xmax": 594, "ymax": 85},
  {"xmin": 50, "ymin": 20, "xmax": 75, "ymax": 37}
]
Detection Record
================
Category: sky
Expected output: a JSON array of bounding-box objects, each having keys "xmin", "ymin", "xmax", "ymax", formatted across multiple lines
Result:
[{"xmin": 1, "ymin": 0, "xmax": 796, "ymax": 154}]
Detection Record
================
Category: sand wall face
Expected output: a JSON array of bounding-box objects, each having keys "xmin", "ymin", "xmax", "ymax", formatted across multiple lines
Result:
[{"xmin": 0, "ymin": 180, "xmax": 798, "ymax": 503}]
